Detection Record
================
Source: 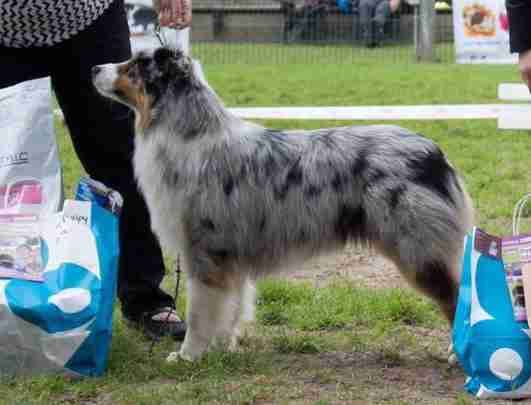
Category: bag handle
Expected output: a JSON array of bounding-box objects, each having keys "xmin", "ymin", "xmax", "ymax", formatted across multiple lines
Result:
[{"xmin": 512, "ymin": 193, "xmax": 531, "ymax": 235}]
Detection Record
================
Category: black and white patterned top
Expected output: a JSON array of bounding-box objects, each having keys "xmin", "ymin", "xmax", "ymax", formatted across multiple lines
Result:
[{"xmin": 0, "ymin": 0, "xmax": 116, "ymax": 47}]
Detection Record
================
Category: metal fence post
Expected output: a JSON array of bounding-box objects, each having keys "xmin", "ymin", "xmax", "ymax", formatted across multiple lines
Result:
[{"xmin": 417, "ymin": 0, "xmax": 435, "ymax": 62}]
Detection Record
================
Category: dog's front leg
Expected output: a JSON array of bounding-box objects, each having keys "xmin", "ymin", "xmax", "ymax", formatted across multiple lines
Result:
[
  {"xmin": 168, "ymin": 266, "xmax": 242, "ymax": 362},
  {"xmin": 169, "ymin": 276, "xmax": 220, "ymax": 361},
  {"xmin": 230, "ymin": 277, "xmax": 257, "ymax": 348}
]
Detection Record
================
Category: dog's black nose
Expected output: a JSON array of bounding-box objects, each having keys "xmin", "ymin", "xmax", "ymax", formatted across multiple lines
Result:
[{"xmin": 91, "ymin": 66, "xmax": 101, "ymax": 77}]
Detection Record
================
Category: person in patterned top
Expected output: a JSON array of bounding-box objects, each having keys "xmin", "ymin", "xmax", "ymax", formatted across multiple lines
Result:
[
  {"xmin": 0, "ymin": 0, "xmax": 192, "ymax": 340},
  {"xmin": 506, "ymin": 0, "xmax": 531, "ymax": 91}
]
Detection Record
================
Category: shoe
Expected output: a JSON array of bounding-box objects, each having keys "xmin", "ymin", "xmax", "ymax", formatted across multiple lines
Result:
[
  {"xmin": 375, "ymin": 26, "xmax": 385, "ymax": 46},
  {"xmin": 125, "ymin": 307, "xmax": 186, "ymax": 341}
]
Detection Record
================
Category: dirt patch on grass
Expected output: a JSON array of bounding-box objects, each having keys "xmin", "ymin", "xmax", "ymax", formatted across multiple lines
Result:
[
  {"xmin": 286, "ymin": 244, "xmax": 406, "ymax": 290},
  {"xmin": 280, "ymin": 247, "xmax": 531, "ymax": 404}
]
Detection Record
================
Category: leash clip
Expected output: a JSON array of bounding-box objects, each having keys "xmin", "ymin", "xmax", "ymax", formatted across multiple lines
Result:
[{"xmin": 155, "ymin": 23, "xmax": 167, "ymax": 47}]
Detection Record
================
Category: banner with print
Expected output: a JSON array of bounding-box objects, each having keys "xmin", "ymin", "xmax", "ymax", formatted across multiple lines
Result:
[{"xmin": 453, "ymin": 0, "xmax": 517, "ymax": 63}]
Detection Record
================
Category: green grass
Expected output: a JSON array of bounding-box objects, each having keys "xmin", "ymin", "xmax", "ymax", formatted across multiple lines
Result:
[
  {"xmin": 0, "ymin": 279, "xmax": 440, "ymax": 404},
  {"xmin": 258, "ymin": 279, "xmax": 439, "ymax": 330},
  {"xmin": 193, "ymin": 41, "xmax": 457, "ymax": 65},
  {"xmin": 1, "ymin": 44, "xmax": 528, "ymax": 403},
  {"xmin": 204, "ymin": 59, "xmax": 519, "ymax": 106}
]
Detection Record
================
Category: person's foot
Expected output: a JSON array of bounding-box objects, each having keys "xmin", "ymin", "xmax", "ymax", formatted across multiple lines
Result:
[
  {"xmin": 375, "ymin": 26, "xmax": 385, "ymax": 46},
  {"xmin": 125, "ymin": 307, "xmax": 186, "ymax": 341}
]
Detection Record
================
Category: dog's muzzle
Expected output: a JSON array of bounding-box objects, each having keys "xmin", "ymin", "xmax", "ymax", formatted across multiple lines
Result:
[{"xmin": 91, "ymin": 63, "xmax": 118, "ymax": 96}]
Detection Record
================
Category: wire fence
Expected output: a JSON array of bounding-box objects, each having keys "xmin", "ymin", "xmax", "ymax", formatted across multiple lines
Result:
[{"xmin": 191, "ymin": 0, "xmax": 455, "ymax": 64}]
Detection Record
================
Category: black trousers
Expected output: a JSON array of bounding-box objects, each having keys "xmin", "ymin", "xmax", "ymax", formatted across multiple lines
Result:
[{"xmin": 0, "ymin": 0, "xmax": 174, "ymax": 318}]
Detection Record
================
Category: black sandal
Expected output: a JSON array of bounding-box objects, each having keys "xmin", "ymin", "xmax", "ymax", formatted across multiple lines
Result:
[{"xmin": 129, "ymin": 307, "xmax": 186, "ymax": 341}]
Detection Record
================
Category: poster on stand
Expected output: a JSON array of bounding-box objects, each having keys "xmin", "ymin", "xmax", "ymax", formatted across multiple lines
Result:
[{"xmin": 453, "ymin": 0, "xmax": 517, "ymax": 63}]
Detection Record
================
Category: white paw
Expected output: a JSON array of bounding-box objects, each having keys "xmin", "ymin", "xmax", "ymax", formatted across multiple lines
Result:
[
  {"xmin": 448, "ymin": 353, "xmax": 458, "ymax": 366},
  {"xmin": 447, "ymin": 343, "xmax": 458, "ymax": 366},
  {"xmin": 228, "ymin": 336, "xmax": 240, "ymax": 352},
  {"xmin": 178, "ymin": 346, "xmax": 201, "ymax": 362},
  {"xmin": 166, "ymin": 351, "xmax": 180, "ymax": 363}
]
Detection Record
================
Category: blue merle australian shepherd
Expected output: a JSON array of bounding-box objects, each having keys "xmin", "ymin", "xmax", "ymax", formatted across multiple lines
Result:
[{"xmin": 92, "ymin": 48, "xmax": 473, "ymax": 362}]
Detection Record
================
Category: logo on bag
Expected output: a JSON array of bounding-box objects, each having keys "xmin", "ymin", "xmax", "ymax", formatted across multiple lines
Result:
[
  {"xmin": 0, "ymin": 152, "xmax": 28, "ymax": 168},
  {"xmin": 64, "ymin": 215, "xmax": 89, "ymax": 226}
]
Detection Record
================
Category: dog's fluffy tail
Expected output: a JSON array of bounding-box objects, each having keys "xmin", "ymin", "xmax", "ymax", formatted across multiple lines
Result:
[{"xmin": 373, "ymin": 167, "xmax": 474, "ymax": 324}]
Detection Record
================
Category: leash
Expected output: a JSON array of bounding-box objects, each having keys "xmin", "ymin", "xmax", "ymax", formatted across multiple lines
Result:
[
  {"xmin": 148, "ymin": 23, "xmax": 185, "ymax": 357},
  {"xmin": 148, "ymin": 254, "xmax": 182, "ymax": 356}
]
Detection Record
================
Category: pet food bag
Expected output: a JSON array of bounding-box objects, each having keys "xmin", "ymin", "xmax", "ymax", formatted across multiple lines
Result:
[
  {"xmin": 0, "ymin": 179, "xmax": 121, "ymax": 377},
  {"xmin": 0, "ymin": 77, "xmax": 62, "ymax": 216},
  {"xmin": 453, "ymin": 227, "xmax": 531, "ymax": 399}
]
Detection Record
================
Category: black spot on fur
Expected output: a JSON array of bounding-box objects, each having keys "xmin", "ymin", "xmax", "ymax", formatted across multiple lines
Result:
[
  {"xmin": 407, "ymin": 148, "xmax": 454, "ymax": 205},
  {"xmin": 223, "ymin": 176, "xmax": 235, "ymax": 196},
  {"xmin": 350, "ymin": 155, "xmax": 368, "ymax": 176},
  {"xmin": 297, "ymin": 229, "xmax": 309, "ymax": 243},
  {"xmin": 286, "ymin": 159, "xmax": 303, "ymax": 186},
  {"xmin": 259, "ymin": 216, "xmax": 267, "ymax": 232},
  {"xmin": 263, "ymin": 155, "xmax": 276, "ymax": 178},
  {"xmin": 304, "ymin": 184, "xmax": 322, "ymax": 198},
  {"xmin": 274, "ymin": 185, "xmax": 288, "ymax": 201},
  {"xmin": 335, "ymin": 204, "xmax": 367, "ymax": 242},
  {"xmin": 200, "ymin": 218, "xmax": 215, "ymax": 231},
  {"xmin": 207, "ymin": 249, "xmax": 231, "ymax": 267},
  {"xmin": 331, "ymin": 171, "xmax": 347, "ymax": 192},
  {"xmin": 274, "ymin": 159, "xmax": 303, "ymax": 200},
  {"xmin": 389, "ymin": 185, "xmax": 407, "ymax": 210}
]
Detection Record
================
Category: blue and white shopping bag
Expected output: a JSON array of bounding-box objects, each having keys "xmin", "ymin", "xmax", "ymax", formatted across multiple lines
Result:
[
  {"xmin": 0, "ymin": 180, "xmax": 121, "ymax": 377},
  {"xmin": 453, "ymin": 227, "xmax": 531, "ymax": 399}
]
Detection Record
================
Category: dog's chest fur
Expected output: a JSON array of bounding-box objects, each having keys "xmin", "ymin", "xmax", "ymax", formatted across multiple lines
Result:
[{"xmin": 133, "ymin": 129, "xmax": 192, "ymax": 252}]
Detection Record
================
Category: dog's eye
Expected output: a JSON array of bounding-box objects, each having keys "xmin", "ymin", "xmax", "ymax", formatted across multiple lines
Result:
[{"xmin": 127, "ymin": 65, "xmax": 139, "ymax": 79}]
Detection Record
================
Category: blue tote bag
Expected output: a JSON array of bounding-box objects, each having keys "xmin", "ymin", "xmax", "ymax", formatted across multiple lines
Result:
[
  {"xmin": 0, "ymin": 178, "xmax": 121, "ymax": 377},
  {"xmin": 453, "ymin": 227, "xmax": 531, "ymax": 399}
]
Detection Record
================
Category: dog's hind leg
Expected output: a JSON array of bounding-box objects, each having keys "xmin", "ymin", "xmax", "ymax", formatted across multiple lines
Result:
[
  {"xmin": 375, "ymin": 231, "xmax": 462, "ymax": 325},
  {"xmin": 411, "ymin": 260, "xmax": 459, "ymax": 324},
  {"xmin": 380, "ymin": 240, "xmax": 460, "ymax": 325}
]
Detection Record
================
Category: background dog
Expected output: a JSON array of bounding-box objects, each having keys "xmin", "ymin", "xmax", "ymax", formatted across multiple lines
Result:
[{"xmin": 92, "ymin": 48, "xmax": 474, "ymax": 362}]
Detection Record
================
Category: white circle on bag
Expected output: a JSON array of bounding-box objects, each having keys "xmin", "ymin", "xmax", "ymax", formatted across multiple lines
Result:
[
  {"xmin": 489, "ymin": 348, "xmax": 524, "ymax": 381},
  {"xmin": 48, "ymin": 288, "xmax": 91, "ymax": 314}
]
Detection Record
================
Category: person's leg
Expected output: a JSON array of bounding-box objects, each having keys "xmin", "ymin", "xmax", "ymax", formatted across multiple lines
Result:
[
  {"xmin": 358, "ymin": 0, "xmax": 375, "ymax": 46},
  {"xmin": 0, "ymin": 45, "xmax": 51, "ymax": 90},
  {"xmin": 49, "ymin": 0, "xmax": 184, "ymax": 337},
  {"xmin": 373, "ymin": 0, "xmax": 392, "ymax": 44}
]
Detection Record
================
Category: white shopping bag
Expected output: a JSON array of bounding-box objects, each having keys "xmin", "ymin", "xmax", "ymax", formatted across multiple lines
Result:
[{"xmin": 0, "ymin": 77, "xmax": 62, "ymax": 216}]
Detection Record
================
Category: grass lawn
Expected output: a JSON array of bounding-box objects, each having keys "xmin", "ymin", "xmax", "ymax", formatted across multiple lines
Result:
[{"xmin": 0, "ymin": 47, "xmax": 529, "ymax": 404}]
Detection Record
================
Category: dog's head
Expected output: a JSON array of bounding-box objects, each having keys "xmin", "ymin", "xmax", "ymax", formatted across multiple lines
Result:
[{"xmin": 92, "ymin": 48, "xmax": 193, "ymax": 130}]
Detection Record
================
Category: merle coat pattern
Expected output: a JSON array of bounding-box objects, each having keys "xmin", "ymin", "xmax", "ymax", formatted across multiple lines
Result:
[{"xmin": 92, "ymin": 48, "xmax": 474, "ymax": 362}]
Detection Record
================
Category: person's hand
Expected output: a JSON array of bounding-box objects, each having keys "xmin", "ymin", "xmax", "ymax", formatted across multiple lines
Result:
[
  {"xmin": 153, "ymin": 0, "xmax": 192, "ymax": 29},
  {"xmin": 389, "ymin": 0, "xmax": 401, "ymax": 13},
  {"xmin": 519, "ymin": 49, "xmax": 531, "ymax": 91}
]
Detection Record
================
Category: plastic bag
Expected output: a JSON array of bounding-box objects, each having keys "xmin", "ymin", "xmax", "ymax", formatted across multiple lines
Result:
[
  {"xmin": 0, "ymin": 179, "xmax": 121, "ymax": 377},
  {"xmin": 0, "ymin": 77, "xmax": 62, "ymax": 216}
]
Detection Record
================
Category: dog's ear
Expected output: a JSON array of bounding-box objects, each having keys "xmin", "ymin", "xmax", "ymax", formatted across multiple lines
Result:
[{"xmin": 153, "ymin": 47, "xmax": 192, "ymax": 78}]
